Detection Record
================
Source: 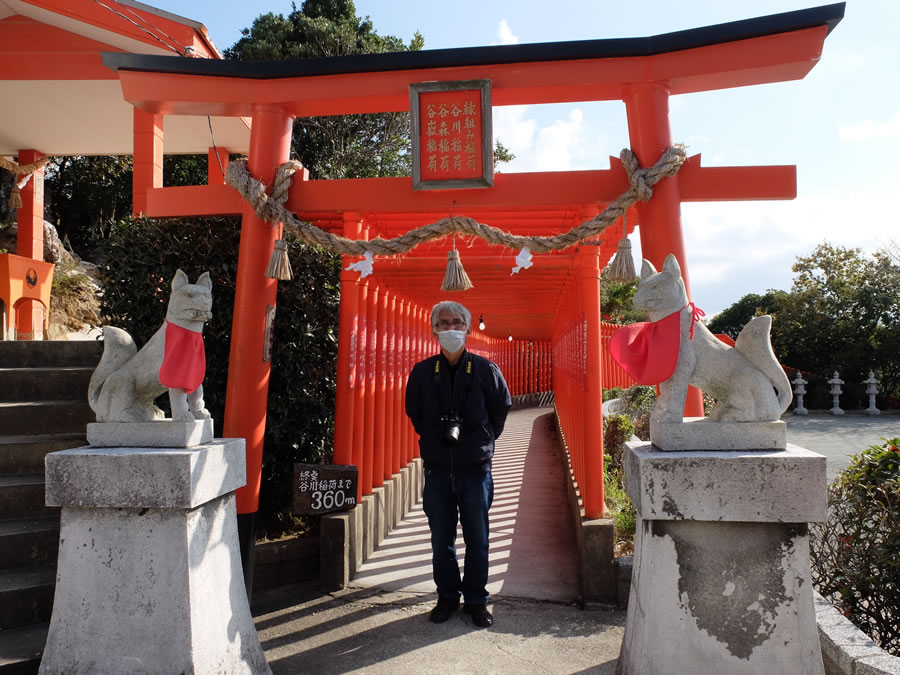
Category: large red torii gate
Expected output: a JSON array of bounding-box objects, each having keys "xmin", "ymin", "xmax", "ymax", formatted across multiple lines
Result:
[{"xmin": 101, "ymin": 4, "xmax": 843, "ymax": 525}]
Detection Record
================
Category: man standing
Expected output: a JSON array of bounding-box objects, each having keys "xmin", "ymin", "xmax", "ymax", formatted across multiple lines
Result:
[{"xmin": 405, "ymin": 301, "xmax": 511, "ymax": 628}]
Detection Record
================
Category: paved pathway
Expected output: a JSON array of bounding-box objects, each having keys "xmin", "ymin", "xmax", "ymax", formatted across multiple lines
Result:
[
  {"xmin": 784, "ymin": 411, "xmax": 899, "ymax": 482},
  {"xmin": 254, "ymin": 407, "xmax": 624, "ymax": 674},
  {"xmin": 350, "ymin": 409, "xmax": 579, "ymax": 602}
]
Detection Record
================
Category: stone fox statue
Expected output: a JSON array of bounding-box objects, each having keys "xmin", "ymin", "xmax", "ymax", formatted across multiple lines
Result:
[
  {"xmin": 88, "ymin": 270, "xmax": 213, "ymax": 423},
  {"xmin": 632, "ymin": 254, "xmax": 792, "ymax": 424}
]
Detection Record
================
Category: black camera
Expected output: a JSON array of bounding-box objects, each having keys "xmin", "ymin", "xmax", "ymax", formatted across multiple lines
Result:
[{"xmin": 440, "ymin": 413, "xmax": 464, "ymax": 448}]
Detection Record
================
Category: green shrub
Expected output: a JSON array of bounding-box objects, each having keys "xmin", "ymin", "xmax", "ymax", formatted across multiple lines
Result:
[
  {"xmin": 97, "ymin": 216, "xmax": 340, "ymax": 538},
  {"xmin": 603, "ymin": 387, "xmax": 624, "ymax": 403},
  {"xmin": 703, "ymin": 392, "xmax": 719, "ymax": 417},
  {"xmin": 632, "ymin": 411, "xmax": 650, "ymax": 442},
  {"xmin": 810, "ymin": 438, "xmax": 900, "ymax": 656},
  {"xmin": 603, "ymin": 385, "xmax": 656, "ymax": 441},
  {"xmin": 604, "ymin": 467, "xmax": 636, "ymax": 550},
  {"xmin": 601, "ymin": 385, "xmax": 655, "ymax": 553},
  {"xmin": 603, "ymin": 413, "xmax": 635, "ymax": 474},
  {"xmin": 622, "ymin": 385, "xmax": 656, "ymax": 414}
]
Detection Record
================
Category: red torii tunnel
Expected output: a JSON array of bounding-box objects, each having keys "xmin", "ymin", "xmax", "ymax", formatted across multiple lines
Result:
[{"xmin": 102, "ymin": 4, "xmax": 842, "ymax": 521}]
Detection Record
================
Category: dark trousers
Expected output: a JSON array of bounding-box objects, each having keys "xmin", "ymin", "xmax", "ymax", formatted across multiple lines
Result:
[{"xmin": 422, "ymin": 468, "xmax": 494, "ymax": 605}]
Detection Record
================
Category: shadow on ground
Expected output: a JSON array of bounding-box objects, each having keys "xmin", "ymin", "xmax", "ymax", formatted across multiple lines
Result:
[
  {"xmin": 252, "ymin": 407, "xmax": 625, "ymax": 673},
  {"xmin": 253, "ymin": 583, "xmax": 624, "ymax": 674}
]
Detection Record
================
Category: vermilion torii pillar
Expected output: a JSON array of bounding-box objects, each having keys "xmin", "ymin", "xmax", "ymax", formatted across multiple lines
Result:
[
  {"xmin": 223, "ymin": 105, "xmax": 292, "ymax": 567},
  {"xmin": 625, "ymin": 83, "xmax": 704, "ymax": 417},
  {"xmin": 333, "ymin": 213, "xmax": 363, "ymax": 470}
]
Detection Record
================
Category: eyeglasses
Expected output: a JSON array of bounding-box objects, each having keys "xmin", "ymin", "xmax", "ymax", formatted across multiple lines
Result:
[{"xmin": 436, "ymin": 319, "xmax": 467, "ymax": 329}]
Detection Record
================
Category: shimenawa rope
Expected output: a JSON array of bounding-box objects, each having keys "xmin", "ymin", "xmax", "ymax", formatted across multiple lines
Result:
[{"xmin": 225, "ymin": 145, "xmax": 687, "ymax": 265}]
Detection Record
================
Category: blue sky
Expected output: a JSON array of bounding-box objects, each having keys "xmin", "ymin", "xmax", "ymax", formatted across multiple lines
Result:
[{"xmin": 150, "ymin": 1, "xmax": 899, "ymax": 317}]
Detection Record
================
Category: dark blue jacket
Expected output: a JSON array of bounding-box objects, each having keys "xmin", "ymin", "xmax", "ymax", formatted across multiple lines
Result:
[{"xmin": 405, "ymin": 350, "xmax": 511, "ymax": 475}]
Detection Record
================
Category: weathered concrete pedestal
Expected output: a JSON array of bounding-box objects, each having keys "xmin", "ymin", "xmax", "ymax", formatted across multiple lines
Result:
[
  {"xmin": 617, "ymin": 440, "xmax": 827, "ymax": 675},
  {"xmin": 40, "ymin": 437, "xmax": 270, "ymax": 674}
]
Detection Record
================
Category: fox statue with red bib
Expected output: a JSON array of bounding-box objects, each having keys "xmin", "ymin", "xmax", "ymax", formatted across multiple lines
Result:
[
  {"xmin": 611, "ymin": 254, "xmax": 791, "ymax": 427},
  {"xmin": 88, "ymin": 269, "xmax": 213, "ymax": 424}
]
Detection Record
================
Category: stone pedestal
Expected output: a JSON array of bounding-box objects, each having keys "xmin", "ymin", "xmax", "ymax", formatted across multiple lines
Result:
[
  {"xmin": 617, "ymin": 441, "xmax": 827, "ymax": 675},
  {"xmin": 651, "ymin": 417, "xmax": 786, "ymax": 451},
  {"xmin": 40, "ymin": 439, "xmax": 270, "ymax": 674},
  {"xmin": 87, "ymin": 419, "xmax": 214, "ymax": 447}
]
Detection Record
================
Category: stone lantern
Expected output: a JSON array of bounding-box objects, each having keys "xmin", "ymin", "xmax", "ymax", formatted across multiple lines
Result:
[
  {"xmin": 863, "ymin": 371, "xmax": 880, "ymax": 416},
  {"xmin": 827, "ymin": 371, "xmax": 844, "ymax": 416},
  {"xmin": 792, "ymin": 372, "xmax": 809, "ymax": 415}
]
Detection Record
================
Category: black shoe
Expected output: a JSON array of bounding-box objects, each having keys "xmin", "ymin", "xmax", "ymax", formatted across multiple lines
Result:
[
  {"xmin": 463, "ymin": 603, "xmax": 493, "ymax": 628},
  {"xmin": 429, "ymin": 596, "xmax": 460, "ymax": 623}
]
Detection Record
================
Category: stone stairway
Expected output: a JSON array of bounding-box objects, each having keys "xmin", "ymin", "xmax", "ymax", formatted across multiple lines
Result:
[{"xmin": 0, "ymin": 341, "xmax": 99, "ymax": 674}]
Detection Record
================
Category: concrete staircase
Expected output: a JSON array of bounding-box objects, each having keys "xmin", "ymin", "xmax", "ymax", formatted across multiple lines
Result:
[{"xmin": 0, "ymin": 341, "xmax": 99, "ymax": 674}]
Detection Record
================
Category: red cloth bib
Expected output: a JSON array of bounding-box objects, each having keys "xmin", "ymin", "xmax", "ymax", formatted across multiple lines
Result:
[
  {"xmin": 609, "ymin": 304, "xmax": 705, "ymax": 385},
  {"xmin": 609, "ymin": 309, "xmax": 683, "ymax": 385},
  {"xmin": 159, "ymin": 321, "xmax": 206, "ymax": 394}
]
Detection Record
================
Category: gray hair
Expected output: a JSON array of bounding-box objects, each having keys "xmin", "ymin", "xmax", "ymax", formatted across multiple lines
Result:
[{"xmin": 430, "ymin": 301, "xmax": 471, "ymax": 329}]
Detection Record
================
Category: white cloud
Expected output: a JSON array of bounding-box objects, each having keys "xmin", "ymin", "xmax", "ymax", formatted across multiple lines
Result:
[
  {"xmin": 533, "ymin": 109, "xmax": 585, "ymax": 171},
  {"xmin": 687, "ymin": 260, "xmax": 732, "ymax": 285},
  {"xmin": 496, "ymin": 19, "xmax": 518, "ymax": 45},
  {"xmin": 676, "ymin": 190, "xmax": 897, "ymax": 317},
  {"xmin": 820, "ymin": 45, "xmax": 869, "ymax": 77},
  {"xmin": 493, "ymin": 105, "xmax": 611, "ymax": 173},
  {"xmin": 492, "ymin": 105, "xmax": 536, "ymax": 158},
  {"xmin": 685, "ymin": 134, "xmax": 711, "ymax": 145},
  {"xmin": 838, "ymin": 112, "xmax": 900, "ymax": 142}
]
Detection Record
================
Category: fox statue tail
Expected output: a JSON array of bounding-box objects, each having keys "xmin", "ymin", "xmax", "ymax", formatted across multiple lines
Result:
[
  {"xmin": 87, "ymin": 326, "xmax": 137, "ymax": 415},
  {"xmin": 734, "ymin": 316, "xmax": 792, "ymax": 415}
]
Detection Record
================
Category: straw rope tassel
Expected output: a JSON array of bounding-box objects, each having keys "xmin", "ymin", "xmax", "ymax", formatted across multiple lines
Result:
[
  {"xmin": 265, "ymin": 224, "xmax": 293, "ymax": 280},
  {"xmin": 0, "ymin": 155, "xmax": 51, "ymax": 209},
  {"xmin": 9, "ymin": 184, "xmax": 22, "ymax": 209},
  {"xmin": 607, "ymin": 212, "xmax": 637, "ymax": 282},
  {"xmin": 441, "ymin": 234, "xmax": 473, "ymax": 291},
  {"xmin": 264, "ymin": 163, "xmax": 304, "ymax": 281}
]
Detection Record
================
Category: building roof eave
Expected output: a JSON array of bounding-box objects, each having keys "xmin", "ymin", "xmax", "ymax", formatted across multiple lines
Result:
[{"xmin": 100, "ymin": 3, "xmax": 845, "ymax": 81}]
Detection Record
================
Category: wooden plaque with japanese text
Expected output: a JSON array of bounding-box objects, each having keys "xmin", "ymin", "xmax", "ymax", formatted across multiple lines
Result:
[
  {"xmin": 410, "ymin": 79, "xmax": 493, "ymax": 190},
  {"xmin": 292, "ymin": 463, "xmax": 358, "ymax": 515}
]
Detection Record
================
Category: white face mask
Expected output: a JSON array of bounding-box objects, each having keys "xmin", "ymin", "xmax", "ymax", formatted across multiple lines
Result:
[{"xmin": 437, "ymin": 329, "xmax": 467, "ymax": 353}]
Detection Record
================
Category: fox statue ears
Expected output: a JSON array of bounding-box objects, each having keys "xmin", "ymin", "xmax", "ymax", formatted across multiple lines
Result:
[
  {"xmin": 195, "ymin": 272, "xmax": 212, "ymax": 290},
  {"xmin": 171, "ymin": 269, "xmax": 213, "ymax": 292},
  {"xmin": 640, "ymin": 254, "xmax": 682, "ymax": 280}
]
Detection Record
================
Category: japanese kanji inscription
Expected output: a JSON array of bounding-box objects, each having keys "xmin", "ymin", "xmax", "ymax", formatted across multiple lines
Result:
[{"xmin": 410, "ymin": 79, "xmax": 493, "ymax": 189}]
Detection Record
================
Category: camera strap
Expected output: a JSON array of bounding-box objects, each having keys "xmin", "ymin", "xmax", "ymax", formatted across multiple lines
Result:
[{"xmin": 433, "ymin": 353, "xmax": 474, "ymax": 414}]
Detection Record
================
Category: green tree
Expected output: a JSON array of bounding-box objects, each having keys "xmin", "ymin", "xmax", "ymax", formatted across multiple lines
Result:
[
  {"xmin": 0, "ymin": 167, "xmax": 16, "ymax": 227},
  {"xmin": 45, "ymin": 156, "xmax": 133, "ymax": 256},
  {"xmin": 493, "ymin": 139, "xmax": 516, "ymax": 168},
  {"xmin": 709, "ymin": 242, "xmax": 900, "ymax": 404},
  {"xmin": 707, "ymin": 290, "xmax": 789, "ymax": 339},
  {"xmin": 44, "ymin": 153, "xmax": 210, "ymax": 258},
  {"xmin": 599, "ymin": 273, "xmax": 647, "ymax": 325},
  {"xmin": 777, "ymin": 243, "xmax": 899, "ymax": 391},
  {"xmin": 226, "ymin": 1, "xmax": 423, "ymax": 179}
]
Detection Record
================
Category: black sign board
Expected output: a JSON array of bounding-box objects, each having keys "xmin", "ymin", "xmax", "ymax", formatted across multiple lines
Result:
[{"xmin": 292, "ymin": 463, "xmax": 358, "ymax": 515}]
